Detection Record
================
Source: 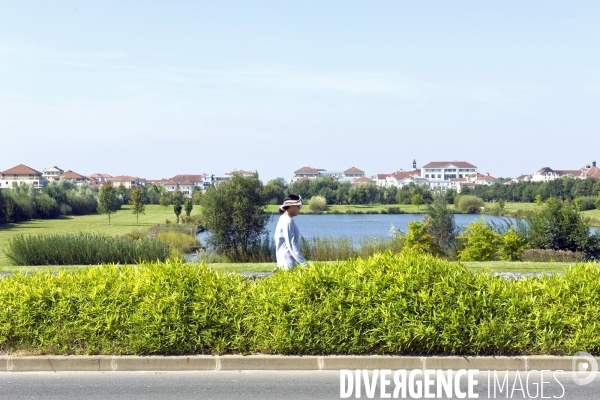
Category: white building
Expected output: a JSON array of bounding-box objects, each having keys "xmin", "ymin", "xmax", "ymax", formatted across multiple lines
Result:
[
  {"xmin": 0, "ymin": 164, "xmax": 46, "ymax": 189},
  {"xmin": 291, "ymin": 167, "xmax": 365, "ymax": 183},
  {"xmin": 42, "ymin": 166, "xmax": 64, "ymax": 182}
]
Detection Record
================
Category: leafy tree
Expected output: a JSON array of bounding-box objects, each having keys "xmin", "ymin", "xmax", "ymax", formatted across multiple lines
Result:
[
  {"xmin": 192, "ymin": 187, "xmax": 203, "ymax": 205},
  {"xmin": 97, "ymin": 182, "xmax": 118, "ymax": 224},
  {"xmin": 184, "ymin": 198, "xmax": 193, "ymax": 216},
  {"xmin": 159, "ymin": 188, "xmax": 171, "ymax": 213},
  {"xmin": 526, "ymin": 197, "xmax": 600, "ymax": 259},
  {"xmin": 267, "ymin": 177, "xmax": 287, "ymax": 190},
  {"xmin": 411, "ymin": 194, "xmax": 423, "ymax": 211},
  {"xmin": 308, "ymin": 196, "xmax": 327, "ymax": 214},
  {"xmin": 426, "ymin": 194, "xmax": 457, "ymax": 254},
  {"xmin": 130, "ymin": 187, "xmax": 146, "ymax": 224},
  {"xmin": 263, "ymin": 184, "xmax": 285, "ymax": 205},
  {"xmin": 173, "ymin": 203, "xmax": 183, "ymax": 223},
  {"xmin": 499, "ymin": 226, "xmax": 527, "ymax": 261},
  {"xmin": 116, "ymin": 183, "xmax": 130, "ymax": 204},
  {"xmin": 458, "ymin": 220, "xmax": 500, "ymax": 261},
  {"xmin": 404, "ymin": 221, "xmax": 437, "ymax": 254},
  {"xmin": 200, "ymin": 173, "xmax": 269, "ymax": 261},
  {"xmin": 596, "ymin": 195, "xmax": 600, "ymax": 211}
]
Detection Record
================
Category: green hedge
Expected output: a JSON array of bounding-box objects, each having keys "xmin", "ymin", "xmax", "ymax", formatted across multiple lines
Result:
[
  {"xmin": 1, "ymin": 251, "xmax": 600, "ymax": 355},
  {"xmin": 4, "ymin": 233, "xmax": 171, "ymax": 265}
]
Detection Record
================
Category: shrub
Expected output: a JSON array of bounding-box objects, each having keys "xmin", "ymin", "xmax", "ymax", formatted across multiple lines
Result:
[
  {"xmin": 456, "ymin": 195, "xmax": 484, "ymax": 214},
  {"xmin": 526, "ymin": 197, "xmax": 600, "ymax": 260},
  {"xmin": 308, "ymin": 196, "xmax": 327, "ymax": 214},
  {"xmin": 498, "ymin": 226, "xmax": 527, "ymax": 261},
  {"xmin": 522, "ymin": 249, "xmax": 586, "ymax": 263},
  {"xmin": 387, "ymin": 207, "xmax": 402, "ymax": 214},
  {"xmin": 4, "ymin": 233, "xmax": 171, "ymax": 266},
  {"xmin": 575, "ymin": 196, "xmax": 598, "ymax": 211},
  {"xmin": 2, "ymin": 254, "xmax": 600, "ymax": 356},
  {"xmin": 458, "ymin": 220, "xmax": 500, "ymax": 261}
]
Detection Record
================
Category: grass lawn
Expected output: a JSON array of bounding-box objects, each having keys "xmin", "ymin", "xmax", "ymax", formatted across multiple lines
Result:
[{"xmin": 0, "ymin": 204, "xmax": 201, "ymax": 267}]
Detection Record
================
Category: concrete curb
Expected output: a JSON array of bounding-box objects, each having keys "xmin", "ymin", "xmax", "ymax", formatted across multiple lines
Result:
[{"xmin": 0, "ymin": 355, "xmax": 591, "ymax": 372}]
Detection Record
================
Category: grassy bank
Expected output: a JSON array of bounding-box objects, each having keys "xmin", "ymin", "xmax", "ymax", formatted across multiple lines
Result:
[
  {"xmin": 2, "ymin": 253, "xmax": 600, "ymax": 356},
  {"xmin": 0, "ymin": 205, "xmax": 201, "ymax": 267},
  {"xmin": 266, "ymin": 204, "xmax": 439, "ymax": 214}
]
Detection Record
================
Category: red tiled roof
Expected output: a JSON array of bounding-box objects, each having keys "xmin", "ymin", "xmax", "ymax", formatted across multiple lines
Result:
[
  {"xmin": 57, "ymin": 170, "xmax": 88, "ymax": 180},
  {"xmin": 584, "ymin": 166, "xmax": 600, "ymax": 179},
  {"xmin": 392, "ymin": 171, "xmax": 420, "ymax": 179},
  {"xmin": 422, "ymin": 161, "xmax": 477, "ymax": 169},
  {"xmin": 1, "ymin": 164, "xmax": 42, "ymax": 175},
  {"xmin": 377, "ymin": 174, "xmax": 391, "ymax": 179},
  {"xmin": 111, "ymin": 175, "xmax": 140, "ymax": 181},
  {"xmin": 170, "ymin": 174, "xmax": 204, "ymax": 182},
  {"xmin": 90, "ymin": 173, "xmax": 113, "ymax": 179},
  {"xmin": 344, "ymin": 167, "xmax": 364, "ymax": 174},
  {"xmin": 294, "ymin": 167, "xmax": 320, "ymax": 174},
  {"xmin": 351, "ymin": 177, "xmax": 375, "ymax": 186}
]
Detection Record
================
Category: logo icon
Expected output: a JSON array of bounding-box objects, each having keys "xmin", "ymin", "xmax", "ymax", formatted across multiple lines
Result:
[{"xmin": 572, "ymin": 351, "xmax": 598, "ymax": 385}]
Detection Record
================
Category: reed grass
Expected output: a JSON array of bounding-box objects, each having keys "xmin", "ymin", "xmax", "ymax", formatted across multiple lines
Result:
[{"xmin": 3, "ymin": 233, "xmax": 171, "ymax": 266}]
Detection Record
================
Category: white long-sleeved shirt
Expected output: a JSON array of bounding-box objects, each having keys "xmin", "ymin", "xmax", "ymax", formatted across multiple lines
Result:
[{"xmin": 274, "ymin": 214, "xmax": 307, "ymax": 269}]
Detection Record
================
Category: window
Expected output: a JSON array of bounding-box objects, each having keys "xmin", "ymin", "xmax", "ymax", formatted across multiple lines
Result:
[
  {"xmin": 425, "ymin": 174, "xmax": 429, "ymax": 178},
  {"xmin": 437, "ymin": 174, "xmax": 442, "ymax": 179}
]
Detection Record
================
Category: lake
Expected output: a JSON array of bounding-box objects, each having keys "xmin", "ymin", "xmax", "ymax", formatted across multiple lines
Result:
[{"xmin": 197, "ymin": 214, "xmax": 516, "ymax": 244}]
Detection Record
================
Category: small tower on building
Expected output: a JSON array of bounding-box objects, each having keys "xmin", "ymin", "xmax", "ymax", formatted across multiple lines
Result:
[{"xmin": 412, "ymin": 159, "xmax": 417, "ymax": 170}]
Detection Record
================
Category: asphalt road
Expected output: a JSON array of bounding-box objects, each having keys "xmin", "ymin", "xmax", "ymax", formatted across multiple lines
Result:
[{"xmin": 1, "ymin": 370, "xmax": 599, "ymax": 399}]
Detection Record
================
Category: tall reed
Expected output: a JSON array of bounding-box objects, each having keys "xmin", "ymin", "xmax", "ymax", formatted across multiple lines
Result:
[{"xmin": 4, "ymin": 233, "xmax": 171, "ymax": 265}]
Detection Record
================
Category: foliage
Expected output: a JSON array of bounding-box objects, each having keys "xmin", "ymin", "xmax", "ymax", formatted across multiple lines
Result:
[
  {"xmin": 597, "ymin": 195, "xmax": 600, "ymax": 210},
  {"xmin": 129, "ymin": 187, "xmax": 146, "ymax": 224},
  {"xmin": 458, "ymin": 219, "xmax": 501, "ymax": 261},
  {"xmin": 97, "ymin": 182, "xmax": 119, "ymax": 225},
  {"xmin": 411, "ymin": 194, "xmax": 423, "ymax": 211},
  {"xmin": 525, "ymin": 197, "xmax": 600, "ymax": 260},
  {"xmin": 403, "ymin": 221, "xmax": 437, "ymax": 254},
  {"xmin": 456, "ymin": 195, "xmax": 484, "ymax": 214},
  {"xmin": 159, "ymin": 189, "xmax": 171, "ymax": 212},
  {"xmin": 300, "ymin": 235, "xmax": 404, "ymax": 261},
  {"xmin": 498, "ymin": 226, "xmax": 527, "ymax": 261},
  {"xmin": 3, "ymin": 233, "xmax": 170, "ymax": 266},
  {"xmin": 426, "ymin": 194, "xmax": 457, "ymax": 254},
  {"xmin": 4, "ymin": 253, "xmax": 600, "ymax": 356},
  {"xmin": 173, "ymin": 203, "xmax": 183, "ymax": 223},
  {"xmin": 200, "ymin": 173, "xmax": 270, "ymax": 262},
  {"xmin": 184, "ymin": 198, "xmax": 193, "ymax": 216},
  {"xmin": 308, "ymin": 195, "xmax": 327, "ymax": 214},
  {"xmin": 575, "ymin": 196, "xmax": 598, "ymax": 211}
]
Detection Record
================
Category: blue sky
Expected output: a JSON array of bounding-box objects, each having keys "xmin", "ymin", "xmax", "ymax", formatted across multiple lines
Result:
[{"xmin": 1, "ymin": 1, "xmax": 599, "ymax": 181}]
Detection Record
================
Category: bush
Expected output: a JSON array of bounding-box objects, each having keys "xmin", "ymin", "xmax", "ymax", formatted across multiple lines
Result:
[
  {"xmin": 3, "ymin": 253, "xmax": 600, "ymax": 356},
  {"xmin": 458, "ymin": 220, "xmax": 500, "ymax": 261},
  {"xmin": 387, "ymin": 207, "xmax": 402, "ymax": 214},
  {"xmin": 4, "ymin": 233, "xmax": 171, "ymax": 265},
  {"xmin": 522, "ymin": 249, "xmax": 586, "ymax": 263},
  {"xmin": 575, "ymin": 196, "xmax": 598, "ymax": 211},
  {"xmin": 308, "ymin": 196, "xmax": 327, "ymax": 214},
  {"xmin": 456, "ymin": 195, "xmax": 484, "ymax": 214}
]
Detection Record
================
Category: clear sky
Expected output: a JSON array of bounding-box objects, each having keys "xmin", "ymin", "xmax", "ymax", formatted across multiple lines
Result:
[{"xmin": 1, "ymin": 1, "xmax": 599, "ymax": 182}]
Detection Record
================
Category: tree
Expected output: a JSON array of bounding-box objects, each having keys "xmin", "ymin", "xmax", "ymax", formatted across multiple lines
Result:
[
  {"xmin": 596, "ymin": 195, "xmax": 600, "ymax": 211},
  {"xmin": 97, "ymin": 182, "xmax": 118, "ymax": 224},
  {"xmin": 200, "ymin": 173, "xmax": 269, "ymax": 261},
  {"xmin": 526, "ymin": 197, "xmax": 600, "ymax": 259},
  {"xmin": 426, "ymin": 194, "xmax": 457, "ymax": 254},
  {"xmin": 159, "ymin": 188, "xmax": 171, "ymax": 213},
  {"xmin": 458, "ymin": 219, "xmax": 501, "ymax": 261},
  {"xmin": 308, "ymin": 196, "xmax": 326, "ymax": 214},
  {"xmin": 456, "ymin": 195, "xmax": 484, "ymax": 214},
  {"xmin": 184, "ymin": 198, "xmax": 193, "ymax": 216},
  {"xmin": 411, "ymin": 194, "xmax": 423, "ymax": 211},
  {"xmin": 404, "ymin": 221, "xmax": 437, "ymax": 254},
  {"xmin": 0, "ymin": 189, "xmax": 5, "ymax": 224},
  {"xmin": 130, "ymin": 187, "xmax": 145, "ymax": 224},
  {"xmin": 172, "ymin": 188, "xmax": 184, "ymax": 223},
  {"xmin": 499, "ymin": 226, "xmax": 526, "ymax": 261}
]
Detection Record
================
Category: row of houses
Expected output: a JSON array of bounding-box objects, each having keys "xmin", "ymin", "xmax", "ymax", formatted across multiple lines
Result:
[
  {"xmin": 0, "ymin": 164, "xmax": 255, "ymax": 198},
  {"xmin": 292, "ymin": 161, "xmax": 497, "ymax": 193},
  {"xmin": 510, "ymin": 161, "xmax": 600, "ymax": 183}
]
